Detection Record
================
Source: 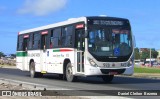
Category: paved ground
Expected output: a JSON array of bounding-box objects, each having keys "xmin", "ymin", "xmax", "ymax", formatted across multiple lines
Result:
[
  {"xmin": 0, "ymin": 66, "xmax": 134, "ymax": 99},
  {"xmin": 0, "ymin": 82, "xmax": 130, "ymax": 99},
  {"xmin": 0, "ymin": 65, "xmax": 160, "ymax": 99},
  {"xmin": 1, "ymin": 65, "xmax": 160, "ymax": 80},
  {"xmin": 0, "ymin": 82, "xmax": 89, "ymax": 99}
]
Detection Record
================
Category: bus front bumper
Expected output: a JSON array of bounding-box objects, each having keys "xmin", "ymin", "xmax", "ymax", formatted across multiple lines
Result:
[{"xmin": 84, "ymin": 64, "xmax": 134, "ymax": 76}]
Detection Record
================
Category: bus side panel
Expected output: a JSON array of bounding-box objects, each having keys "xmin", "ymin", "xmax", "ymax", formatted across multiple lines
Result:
[
  {"xmin": 46, "ymin": 48, "xmax": 75, "ymax": 74},
  {"xmin": 16, "ymin": 57, "xmax": 23, "ymax": 70},
  {"xmin": 28, "ymin": 50, "xmax": 41, "ymax": 72},
  {"xmin": 16, "ymin": 51, "xmax": 28, "ymax": 71},
  {"xmin": 122, "ymin": 64, "xmax": 134, "ymax": 75},
  {"xmin": 46, "ymin": 49, "xmax": 56, "ymax": 73}
]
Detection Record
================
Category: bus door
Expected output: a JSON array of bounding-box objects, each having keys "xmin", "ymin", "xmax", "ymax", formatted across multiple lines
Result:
[
  {"xmin": 40, "ymin": 31, "xmax": 48, "ymax": 73},
  {"xmin": 22, "ymin": 35, "xmax": 29, "ymax": 70},
  {"xmin": 75, "ymin": 29, "xmax": 85, "ymax": 73}
]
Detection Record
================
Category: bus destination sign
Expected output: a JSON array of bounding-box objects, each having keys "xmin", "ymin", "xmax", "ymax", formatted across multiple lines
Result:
[{"xmin": 91, "ymin": 20, "xmax": 124, "ymax": 26}]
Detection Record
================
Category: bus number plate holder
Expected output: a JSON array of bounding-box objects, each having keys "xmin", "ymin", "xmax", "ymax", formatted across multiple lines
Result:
[{"xmin": 109, "ymin": 72, "xmax": 118, "ymax": 75}]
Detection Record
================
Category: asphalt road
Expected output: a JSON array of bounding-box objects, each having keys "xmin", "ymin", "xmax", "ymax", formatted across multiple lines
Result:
[{"xmin": 0, "ymin": 68, "xmax": 160, "ymax": 97}]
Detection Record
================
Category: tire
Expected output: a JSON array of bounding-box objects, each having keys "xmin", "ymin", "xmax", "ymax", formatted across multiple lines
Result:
[
  {"xmin": 101, "ymin": 75, "xmax": 114, "ymax": 83},
  {"xmin": 65, "ymin": 63, "xmax": 77, "ymax": 82},
  {"xmin": 58, "ymin": 74, "xmax": 64, "ymax": 80},
  {"xmin": 30, "ymin": 61, "xmax": 43, "ymax": 78}
]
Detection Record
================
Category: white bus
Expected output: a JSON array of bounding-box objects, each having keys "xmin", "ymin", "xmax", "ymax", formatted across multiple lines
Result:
[{"xmin": 16, "ymin": 16, "xmax": 134, "ymax": 82}]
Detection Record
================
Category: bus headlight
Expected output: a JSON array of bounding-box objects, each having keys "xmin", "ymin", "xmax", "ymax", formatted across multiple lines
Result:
[
  {"xmin": 127, "ymin": 58, "xmax": 134, "ymax": 67},
  {"xmin": 88, "ymin": 59, "xmax": 98, "ymax": 67}
]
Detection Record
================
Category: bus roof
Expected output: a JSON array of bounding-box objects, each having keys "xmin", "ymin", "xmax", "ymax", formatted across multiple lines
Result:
[{"xmin": 19, "ymin": 16, "xmax": 128, "ymax": 35}]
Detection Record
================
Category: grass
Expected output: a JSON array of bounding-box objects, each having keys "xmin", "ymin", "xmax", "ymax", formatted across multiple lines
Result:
[{"xmin": 134, "ymin": 66, "xmax": 160, "ymax": 73}]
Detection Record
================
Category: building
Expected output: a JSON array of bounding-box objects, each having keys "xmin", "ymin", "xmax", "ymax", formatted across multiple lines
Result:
[
  {"xmin": 140, "ymin": 48, "xmax": 155, "ymax": 53},
  {"xmin": 140, "ymin": 48, "xmax": 149, "ymax": 52}
]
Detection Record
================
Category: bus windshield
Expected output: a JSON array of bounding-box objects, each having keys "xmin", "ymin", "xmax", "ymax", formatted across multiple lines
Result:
[{"xmin": 88, "ymin": 27, "xmax": 132, "ymax": 62}]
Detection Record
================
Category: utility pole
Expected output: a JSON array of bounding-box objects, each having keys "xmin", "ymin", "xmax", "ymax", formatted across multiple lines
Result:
[{"xmin": 150, "ymin": 48, "xmax": 152, "ymax": 67}]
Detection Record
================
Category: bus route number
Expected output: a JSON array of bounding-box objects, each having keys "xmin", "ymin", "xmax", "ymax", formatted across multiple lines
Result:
[{"xmin": 103, "ymin": 63, "xmax": 110, "ymax": 68}]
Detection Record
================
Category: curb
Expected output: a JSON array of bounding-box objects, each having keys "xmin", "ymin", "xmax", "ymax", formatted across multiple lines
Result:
[
  {"xmin": 132, "ymin": 73, "xmax": 160, "ymax": 79},
  {"xmin": 117, "ymin": 73, "xmax": 160, "ymax": 80},
  {"xmin": 0, "ymin": 66, "xmax": 16, "ymax": 69}
]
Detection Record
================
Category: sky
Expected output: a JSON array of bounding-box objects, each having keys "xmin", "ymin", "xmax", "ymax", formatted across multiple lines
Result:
[{"xmin": 0, "ymin": 0, "xmax": 160, "ymax": 54}]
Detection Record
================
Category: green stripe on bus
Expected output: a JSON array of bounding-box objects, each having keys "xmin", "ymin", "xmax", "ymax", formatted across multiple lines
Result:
[
  {"xmin": 16, "ymin": 52, "xmax": 28, "ymax": 57},
  {"xmin": 53, "ymin": 49, "xmax": 60, "ymax": 52},
  {"xmin": 53, "ymin": 49, "xmax": 73, "ymax": 52}
]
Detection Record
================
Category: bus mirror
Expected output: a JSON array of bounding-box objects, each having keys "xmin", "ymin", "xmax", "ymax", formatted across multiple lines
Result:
[{"xmin": 43, "ymin": 45, "xmax": 46, "ymax": 51}]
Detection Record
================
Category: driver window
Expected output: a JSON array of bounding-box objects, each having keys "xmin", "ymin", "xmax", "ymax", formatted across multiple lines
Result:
[{"xmin": 112, "ymin": 29, "xmax": 131, "ymax": 56}]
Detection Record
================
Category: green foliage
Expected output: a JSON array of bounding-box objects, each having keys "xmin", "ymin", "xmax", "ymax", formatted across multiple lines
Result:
[
  {"xmin": 134, "ymin": 66, "xmax": 160, "ymax": 73},
  {"xmin": 134, "ymin": 48, "xmax": 159, "ymax": 60},
  {"xmin": 134, "ymin": 48, "xmax": 140, "ymax": 59},
  {"xmin": 10, "ymin": 54, "xmax": 16, "ymax": 57},
  {"xmin": 141, "ymin": 51, "xmax": 149, "ymax": 59},
  {"xmin": 0, "ymin": 52, "xmax": 5, "ymax": 58},
  {"xmin": 152, "ymin": 50, "xmax": 158, "ymax": 58}
]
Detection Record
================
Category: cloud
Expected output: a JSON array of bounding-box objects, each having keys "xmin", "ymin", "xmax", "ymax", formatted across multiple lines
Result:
[{"xmin": 18, "ymin": 0, "xmax": 67, "ymax": 16}]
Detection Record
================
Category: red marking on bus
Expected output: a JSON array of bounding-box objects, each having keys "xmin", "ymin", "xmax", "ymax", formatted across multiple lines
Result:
[
  {"xmin": 41, "ymin": 31, "xmax": 48, "ymax": 35},
  {"xmin": 24, "ymin": 35, "xmax": 29, "ymax": 38},
  {"xmin": 76, "ymin": 24, "xmax": 84, "ymax": 29},
  {"xmin": 60, "ymin": 49, "xmax": 73, "ymax": 52}
]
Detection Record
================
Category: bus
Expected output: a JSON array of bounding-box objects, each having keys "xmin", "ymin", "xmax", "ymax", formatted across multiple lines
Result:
[{"xmin": 16, "ymin": 16, "xmax": 134, "ymax": 82}]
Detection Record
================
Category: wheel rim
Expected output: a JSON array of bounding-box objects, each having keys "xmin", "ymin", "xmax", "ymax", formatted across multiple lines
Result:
[
  {"xmin": 30, "ymin": 62, "xmax": 35, "ymax": 77},
  {"xmin": 66, "ymin": 65, "xmax": 73, "ymax": 80}
]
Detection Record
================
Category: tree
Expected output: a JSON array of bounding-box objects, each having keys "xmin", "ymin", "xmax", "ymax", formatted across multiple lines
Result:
[
  {"xmin": 134, "ymin": 48, "xmax": 140, "ymax": 59},
  {"xmin": 10, "ymin": 54, "xmax": 16, "ymax": 58},
  {"xmin": 0, "ymin": 52, "xmax": 5, "ymax": 58},
  {"xmin": 141, "ymin": 51, "xmax": 150, "ymax": 59},
  {"xmin": 151, "ymin": 50, "xmax": 158, "ymax": 58}
]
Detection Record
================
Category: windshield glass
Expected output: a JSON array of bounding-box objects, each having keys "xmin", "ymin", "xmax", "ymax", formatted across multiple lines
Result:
[{"xmin": 88, "ymin": 27, "xmax": 132, "ymax": 59}]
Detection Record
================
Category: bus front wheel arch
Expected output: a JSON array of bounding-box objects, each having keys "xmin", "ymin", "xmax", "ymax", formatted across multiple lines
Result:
[{"xmin": 29, "ymin": 60, "xmax": 43, "ymax": 78}]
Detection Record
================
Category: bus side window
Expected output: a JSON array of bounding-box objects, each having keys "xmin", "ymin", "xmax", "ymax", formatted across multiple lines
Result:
[
  {"xmin": 41, "ymin": 35, "xmax": 46, "ymax": 50},
  {"xmin": 23, "ymin": 38, "xmax": 28, "ymax": 51},
  {"xmin": 32, "ymin": 33, "xmax": 35, "ymax": 48},
  {"xmin": 66, "ymin": 26, "xmax": 73, "ymax": 46},
  {"xmin": 17, "ymin": 35, "xmax": 23, "ymax": 51},
  {"xmin": 52, "ymin": 28, "xmax": 61, "ymax": 47},
  {"xmin": 50, "ymin": 31, "xmax": 54, "ymax": 48},
  {"xmin": 38, "ymin": 40, "xmax": 40, "ymax": 48}
]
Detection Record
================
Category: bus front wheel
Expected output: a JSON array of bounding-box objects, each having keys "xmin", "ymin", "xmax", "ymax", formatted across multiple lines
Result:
[
  {"xmin": 65, "ymin": 63, "xmax": 77, "ymax": 82},
  {"xmin": 30, "ymin": 61, "xmax": 43, "ymax": 78},
  {"xmin": 101, "ymin": 75, "xmax": 114, "ymax": 83}
]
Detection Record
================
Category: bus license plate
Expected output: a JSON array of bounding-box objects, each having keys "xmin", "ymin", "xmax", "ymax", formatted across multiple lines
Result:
[{"xmin": 109, "ymin": 72, "xmax": 118, "ymax": 75}]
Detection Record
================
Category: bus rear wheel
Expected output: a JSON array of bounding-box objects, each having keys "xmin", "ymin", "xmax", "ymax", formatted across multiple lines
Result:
[
  {"xmin": 101, "ymin": 75, "xmax": 114, "ymax": 83},
  {"xmin": 30, "ymin": 61, "xmax": 43, "ymax": 78},
  {"xmin": 65, "ymin": 63, "xmax": 77, "ymax": 82}
]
